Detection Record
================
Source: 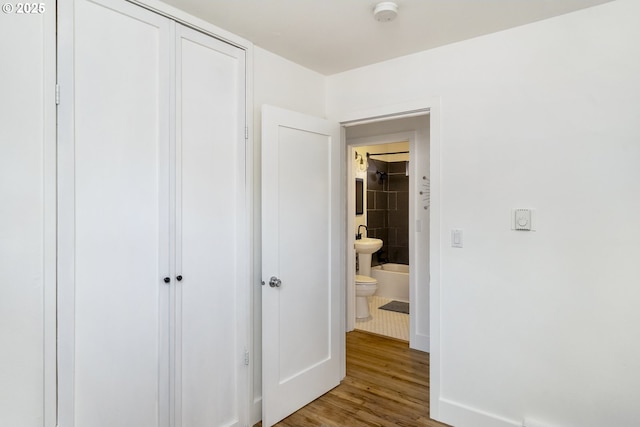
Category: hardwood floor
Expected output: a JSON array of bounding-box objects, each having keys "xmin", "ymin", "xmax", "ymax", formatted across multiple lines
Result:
[{"xmin": 256, "ymin": 330, "xmax": 450, "ymax": 427}]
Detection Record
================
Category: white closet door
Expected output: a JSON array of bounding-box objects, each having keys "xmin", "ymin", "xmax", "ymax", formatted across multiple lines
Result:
[
  {"xmin": 59, "ymin": 0, "xmax": 172, "ymax": 425},
  {"xmin": 174, "ymin": 24, "xmax": 247, "ymax": 427}
]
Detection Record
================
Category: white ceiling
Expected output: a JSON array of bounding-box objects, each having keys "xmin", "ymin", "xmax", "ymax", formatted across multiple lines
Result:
[{"xmin": 162, "ymin": 0, "xmax": 614, "ymax": 75}]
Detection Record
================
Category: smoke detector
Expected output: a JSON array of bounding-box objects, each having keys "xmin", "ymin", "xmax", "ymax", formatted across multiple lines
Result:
[{"xmin": 373, "ymin": 1, "xmax": 398, "ymax": 22}]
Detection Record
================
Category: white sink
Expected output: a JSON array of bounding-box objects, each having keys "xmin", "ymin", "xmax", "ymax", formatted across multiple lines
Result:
[{"xmin": 354, "ymin": 238, "xmax": 383, "ymax": 254}]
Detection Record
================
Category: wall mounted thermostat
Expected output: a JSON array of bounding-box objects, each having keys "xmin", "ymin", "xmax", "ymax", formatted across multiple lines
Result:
[{"xmin": 512, "ymin": 208, "xmax": 533, "ymax": 231}]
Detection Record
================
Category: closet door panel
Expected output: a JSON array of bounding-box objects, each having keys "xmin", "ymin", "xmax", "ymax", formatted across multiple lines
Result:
[
  {"xmin": 175, "ymin": 24, "xmax": 246, "ymax": 427},
  {"xmin": 71, "ymin": 0, "xmax": 171, "ymax": 425}
]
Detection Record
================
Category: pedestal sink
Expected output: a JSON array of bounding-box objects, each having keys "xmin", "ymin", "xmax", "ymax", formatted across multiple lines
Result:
[{"xmin": 354, "ymin": 238, "xmax": 383, "ymax": 277}]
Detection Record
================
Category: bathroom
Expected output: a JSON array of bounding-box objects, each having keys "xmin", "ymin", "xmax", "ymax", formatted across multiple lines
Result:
[{"xmin": 346, "ymin": 114, "xmax": 430, "ymax": 350}]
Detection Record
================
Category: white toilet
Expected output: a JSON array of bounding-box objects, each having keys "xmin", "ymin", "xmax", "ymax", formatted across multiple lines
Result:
[{"xmin": 355, "ymin": 274, "xmax": 378, "ymax": 319}]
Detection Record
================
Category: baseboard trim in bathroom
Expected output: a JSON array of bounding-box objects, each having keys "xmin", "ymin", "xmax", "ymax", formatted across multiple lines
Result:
[{"xmin": 379, "ymin": 300, "xmax": 410, "ymax": 314}]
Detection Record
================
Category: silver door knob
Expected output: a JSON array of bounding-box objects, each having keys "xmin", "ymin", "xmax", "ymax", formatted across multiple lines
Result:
[{"xmin": 269, "ymin": 276, "xmax": 281, "ymax": 288}]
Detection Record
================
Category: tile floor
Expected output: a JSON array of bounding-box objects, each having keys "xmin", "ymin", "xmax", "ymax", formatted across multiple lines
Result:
[{"xmin": 354, "ymin": 295, "xmax": 409, "ymax": 341}]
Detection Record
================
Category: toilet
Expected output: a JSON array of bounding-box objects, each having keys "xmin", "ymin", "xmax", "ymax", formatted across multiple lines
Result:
[{"xmin": 355, "ymin": 274, "xmax": 378, "ymax": 319}]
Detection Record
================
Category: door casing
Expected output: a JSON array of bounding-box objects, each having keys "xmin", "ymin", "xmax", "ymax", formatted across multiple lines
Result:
[{"xmin": 334, "ymin": 98, "xmax": 442, "ymax": 418}]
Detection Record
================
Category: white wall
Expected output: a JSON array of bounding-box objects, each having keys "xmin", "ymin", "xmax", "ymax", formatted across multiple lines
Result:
[
  {"xmin": 251, "ymin": 46, "xmax": 326, "ymax": 424},
  {"xmin": 0, "ymin": 2, "xmax": 56, "ymax": 426},
  {"xmin": 353, "ymin": 147, "xmax": 367, "ymax": 234},
  {"xmin": 328, "ymin": 1, "xmax": 640, "ymax": 426}
]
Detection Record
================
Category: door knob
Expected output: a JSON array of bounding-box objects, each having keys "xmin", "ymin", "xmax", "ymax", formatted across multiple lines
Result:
[
  {"xmin": 163, "ymin": 277, "xmax": 170, "ymax": 283},
  {"xmin": 269, "ymin": 276, "xmax": 281, "ymax": 288},
  {"xmin": 176, "ymin": 275, "xmax": 183, "ymax": 281}
]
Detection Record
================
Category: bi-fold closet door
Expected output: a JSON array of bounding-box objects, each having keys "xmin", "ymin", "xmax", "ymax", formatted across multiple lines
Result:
[{"xmin": 58, "ymin": 0, "xmax": 248, "ymax": 426}]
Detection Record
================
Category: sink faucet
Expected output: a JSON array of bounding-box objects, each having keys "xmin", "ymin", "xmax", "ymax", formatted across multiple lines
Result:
[{"xmin": 356, "ymin": 225, "xmax": 367, "ymax": 240}]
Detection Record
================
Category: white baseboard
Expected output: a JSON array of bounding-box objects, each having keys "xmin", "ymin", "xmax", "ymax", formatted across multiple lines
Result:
[
  {"xmin": 253, "ymin": 386, "xmax": 521, "ymax": 427},
  {"xmin": 410, "ymin": 333, "xmax": 429, "ymax": 352},
  {"xmin": 250, "ymin": 397, "xmax": 261, "ymax": 426},
  {"xmin": 438, "ymin": 398, "xmax": 521, "ymax": 427}
]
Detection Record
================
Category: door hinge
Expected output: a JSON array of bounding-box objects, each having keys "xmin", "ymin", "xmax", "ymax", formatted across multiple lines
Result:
[
  {"xmin": 245, "ymin": 126, "xmax": 249, "ymax": 140},
  {"xmin": 244, "ymin": 350, "xmax": 249, "ymax": 366},
  {"xmin": 55, "ymin": 84, "xmax": 60, "ymax": 105}
]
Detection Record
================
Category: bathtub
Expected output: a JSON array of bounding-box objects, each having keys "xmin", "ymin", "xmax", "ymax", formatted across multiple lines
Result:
[{"xmin": 370, "ymin": 263, "xmax": 409, "ymax": 302}]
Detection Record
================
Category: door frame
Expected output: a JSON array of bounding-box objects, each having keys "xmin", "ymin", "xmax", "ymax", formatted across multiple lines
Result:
[{"xmin": 334, "ymin": 97, "xmax": 442, "ymax": 418}]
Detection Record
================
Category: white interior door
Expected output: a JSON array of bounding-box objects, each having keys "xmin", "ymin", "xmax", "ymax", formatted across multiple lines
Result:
[
  {"xmin": 58, "ymin": 0, "xmax": 171, "ymax": 425},
  {"xmin": 261, "ymin": 105, "xmax": 343, "ymax": 427},
  {"xmin": 175, "ymin": 23, "xmax": 248, "ymax": 427}
]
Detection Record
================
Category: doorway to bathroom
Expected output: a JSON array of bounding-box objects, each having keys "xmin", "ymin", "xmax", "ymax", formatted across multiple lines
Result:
[
  {"xmin": 345, "ymin": 114, "xmax": 430, "ymax": 352},
  {"xmin": 259, "ymin": 100, "xmax": 440, "ymax": 425}
]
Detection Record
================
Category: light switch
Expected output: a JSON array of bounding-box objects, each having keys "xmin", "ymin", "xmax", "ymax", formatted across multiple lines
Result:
[{"xmin": 451, "ymin": 229, "xmax": 463, "ymax": 248}]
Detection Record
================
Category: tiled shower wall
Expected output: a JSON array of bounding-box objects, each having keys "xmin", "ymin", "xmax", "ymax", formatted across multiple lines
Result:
[{"xmin": 366, "ymin": 159, "xmax": 409, "ymax": 266}]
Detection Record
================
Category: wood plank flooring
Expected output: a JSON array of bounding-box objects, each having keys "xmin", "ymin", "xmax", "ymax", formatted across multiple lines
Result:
[{"xmin": 255, "ymin": 330, "xmax": 450, "ymax": 427}]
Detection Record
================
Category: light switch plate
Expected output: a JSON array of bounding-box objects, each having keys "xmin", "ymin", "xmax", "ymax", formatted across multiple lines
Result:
[{"xmin": 451, "ymin": 229, "xmax": 463, "ymax": 248}]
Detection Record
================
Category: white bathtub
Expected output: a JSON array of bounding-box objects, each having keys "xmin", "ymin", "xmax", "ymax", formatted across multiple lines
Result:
[{"xmin": 371, "ymin": 263, "xmax": 409, "ymax": 302}]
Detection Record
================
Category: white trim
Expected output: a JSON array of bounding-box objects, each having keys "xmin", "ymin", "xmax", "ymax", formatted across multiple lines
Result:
[
  {"xmin": 174, "ymin": 21, "xmax": 191, "ymax": 426},
  {"xmin": 43, "ymin": 1, "xmax": 58, "ymax": 425},
  {"xmin": 439, "ymin": 398, "xmax": 521, "ymax": 427},
  {"xmin": 251, "ymin": 397, "xmax": 262, "ymax": 427},
  {"xmin": 407, "ymin": 129, "xmax": 428, "ymax": 353},
  {"xmin": 247, "ymin": 45, "xmax": 263, "ymax": 427},
  {"xmin": 168, "ymin": 19, "xmax": 178, "ymax": 427},
  {"xmin": 338, "ymin": 125, "xmax": 348, "ymax": 381},
  {"xmin": 338, "ymin": 99, "xmax": 433, "ymax": 126},
  {"xmin": 427, "ymin": 99, "xmax": 442, "ymax": 420},
  {"xmin": 347, "ymin": 132, "xmax": 415, "ymax": 147},
  {"xmin": 244, "ymin": 28, "xmax": 256, "ymax": 427},
  {"xmin": 127, "ymin": 0, "xmax": 252, "ymax": 51},
  {"xmin": 56, "ymin": 0, "xmax": 77, "ymax": 423},
  {"xmin": 235, "ymin": 35, "xmax": 252, "ymax": 427},
  {"xmin": 345, "ymin": 146, "xmax": 356, "ymax": 334}
]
